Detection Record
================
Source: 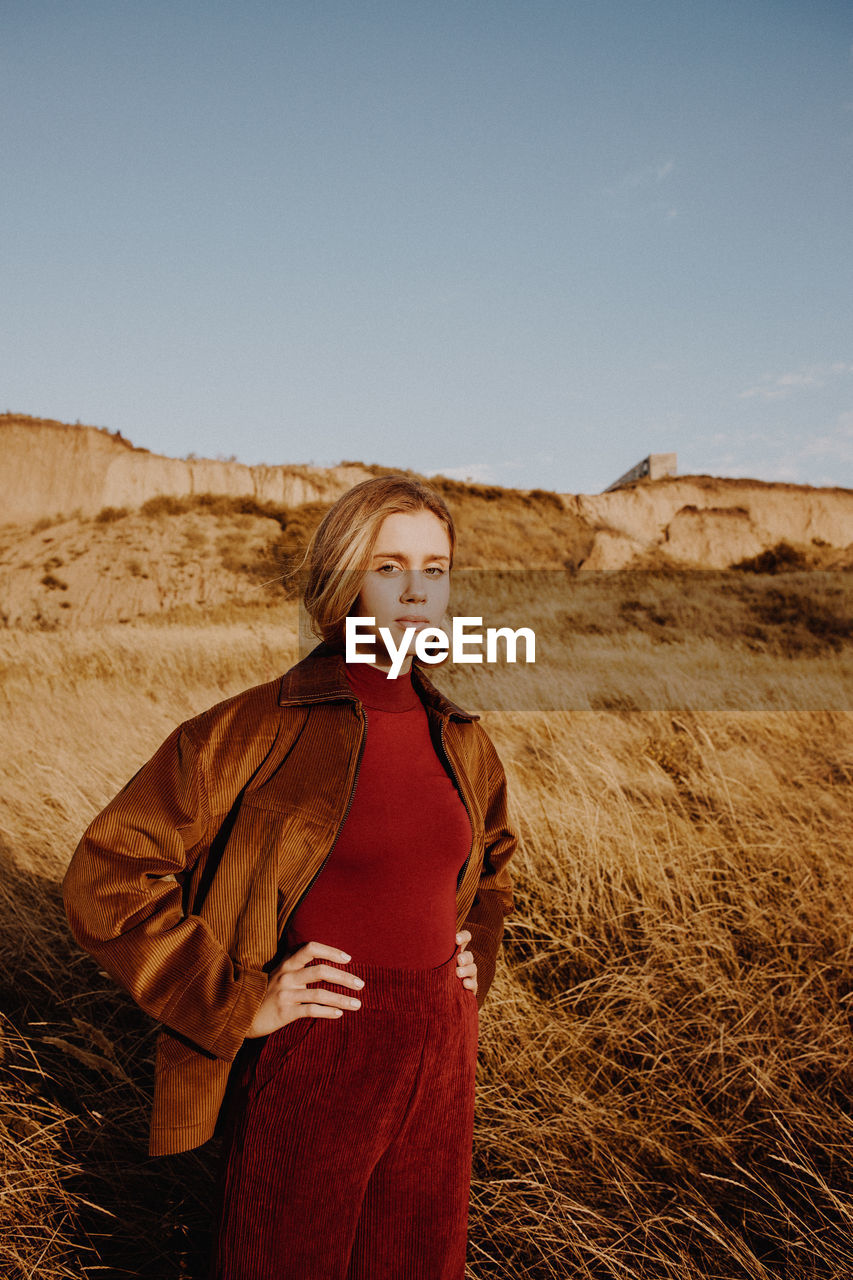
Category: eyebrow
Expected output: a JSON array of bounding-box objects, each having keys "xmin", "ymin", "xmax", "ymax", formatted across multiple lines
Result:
[{"xmin": 370, "ymin": 550, "xmax": 450, "ymax": 563}]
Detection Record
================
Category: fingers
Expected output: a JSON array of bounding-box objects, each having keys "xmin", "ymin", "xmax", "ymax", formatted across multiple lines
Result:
[
  {"xmin": 292, "ymin": 960, "xmax": 365, "ymax": 990},
  {"xmin": 269, "ymin": 937, "xmax": 478, "ymax": 1014},
  {"xmin": 453, "ymin": 931, "xmax": 477, "ymax": 988},
  {"xmin": 301, "ymin": 1004, "xmax": 342, "ymax": 1019},
  {"xmin": 279, "ymin": 939, "xmax": 352, "ymax": 971},
  {"xmin": 299, "ymin": 994, "xmax": 363, "ymax": 1018},
  {"xmin": 455, "ymin": 930, "xmax": 477, "ymax": 991},
  {"xmin": 247, "ymin": 941, "xmax": 367, "ymax": 1037},
  {"xmin": 276, "ymin": 942, "xmax": 364, "ymax": 988},
  {"xmin": 248, "ymin": 983, "xmax": 360, "ymax": 1036},
  {"xmin": 280, "ymin": 942, "xmax": 365, "ymax": 1011},
  {"xmin": 276, "ymin": 977, "xmax": 363, "ymax": 1018}
]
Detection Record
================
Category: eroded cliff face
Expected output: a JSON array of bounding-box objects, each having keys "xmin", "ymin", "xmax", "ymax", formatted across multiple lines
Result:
[
  {"xmin": 1, "ymin": 415, "xmax": 851, "ymax": 630},
  {"xmin": 1, "ymin": 417, "xmax": 375, "ymax": 523},
  {"xmin": 567, "ymin": 478, "xmax": 853, "ymax": 570}
]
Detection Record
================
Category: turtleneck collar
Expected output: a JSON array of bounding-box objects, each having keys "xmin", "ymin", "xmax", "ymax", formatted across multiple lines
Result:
[
  {"xmin": 344, "ymin": 659, "xmax": 421, "ymax": 713},
  {"xmin": 276, "ymin": 640, "xmax": 480, "ymax": 722}
]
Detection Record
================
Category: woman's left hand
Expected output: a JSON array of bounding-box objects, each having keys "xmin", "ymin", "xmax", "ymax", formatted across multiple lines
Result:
[{"xmin": 455, "ymin": 930, "xmax": 478, "ymax": 995}]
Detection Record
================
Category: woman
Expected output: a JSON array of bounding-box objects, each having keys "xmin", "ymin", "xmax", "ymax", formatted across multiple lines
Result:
[{"xmin": 63, "ymin": 475, "xmax": 518, "ymax": 1280}]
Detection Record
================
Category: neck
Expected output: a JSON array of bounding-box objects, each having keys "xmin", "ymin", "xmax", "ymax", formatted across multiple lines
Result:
[
  {"xmin": 373, "ymin": 656, "xmax": 413, "ymax": 675},
  {"xmin": 344, "ymin": 658, "xmax": 419, "ymax": 712}
]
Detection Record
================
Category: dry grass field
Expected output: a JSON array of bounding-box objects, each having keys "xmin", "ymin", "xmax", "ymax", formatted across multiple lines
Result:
[{"xmin": 1, "ymin": 565, "xmax": 852, "ymax": 1278}]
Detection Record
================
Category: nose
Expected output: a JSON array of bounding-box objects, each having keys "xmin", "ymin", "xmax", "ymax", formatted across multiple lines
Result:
[{"xmin": 399, "ymin": 570, "xmax": 427, "ymax": 602}]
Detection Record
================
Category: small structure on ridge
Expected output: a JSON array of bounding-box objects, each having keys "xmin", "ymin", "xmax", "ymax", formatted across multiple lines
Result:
[{"xmin": 603, "ymin": 453, "xmax": 677, "ymax": 492}]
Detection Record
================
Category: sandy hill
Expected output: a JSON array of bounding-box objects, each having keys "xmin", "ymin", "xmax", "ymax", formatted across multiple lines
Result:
[
  {"xmin": 1, "ymin": 414, "xmax": 851, "ymax": 628},
  {"xmin": 0, "ymin": 415, "xmax": 375, "ymax": 523},
  {"xmin": 569, "ymin": 475, "xmax": 853, "ymax": 571}
]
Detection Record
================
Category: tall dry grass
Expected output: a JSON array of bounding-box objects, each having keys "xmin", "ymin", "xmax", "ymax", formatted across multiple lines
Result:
[{"xmin": 1, "ymin": 587, "xmax": 851, "ymax": 1278}]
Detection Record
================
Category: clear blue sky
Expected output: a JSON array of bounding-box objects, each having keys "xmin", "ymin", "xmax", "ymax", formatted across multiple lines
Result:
[{"xmin": 2, "ymin": 0, "xmax": 852, "ymax": 493}]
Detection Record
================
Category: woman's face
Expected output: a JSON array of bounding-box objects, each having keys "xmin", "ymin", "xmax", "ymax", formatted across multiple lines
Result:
[{"xmin": 353, "ymin": 509, "xmax": 452, "ymax": 673}]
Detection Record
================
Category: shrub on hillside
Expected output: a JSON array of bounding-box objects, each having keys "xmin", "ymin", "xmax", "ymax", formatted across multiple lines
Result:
[
  {"xmin": 139, "ymin": 492, "xmax": 296, "ymax": 525},
  {"xmin": 746, "ymin": 585, "xmax": 853, "ymax": 655},
  {"xmin": 140, "ymin": 495, "xmax": 192, "ymax": 517},
  {"xmin": 733, "ymin": 540, "xmax": 810, "ymax": 573},
  {"xmin": 431, "ymin": 475, "xmax": 505, "ymax": 501},
  {"xmin": 526, "ymin": 488, "xmax": 564, "ymax": 511}
]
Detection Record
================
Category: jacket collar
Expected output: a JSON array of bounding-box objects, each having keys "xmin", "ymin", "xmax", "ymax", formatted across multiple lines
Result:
[{"xmin": 278, "ymin": 640, "xmax": 479, "ymax": 722}]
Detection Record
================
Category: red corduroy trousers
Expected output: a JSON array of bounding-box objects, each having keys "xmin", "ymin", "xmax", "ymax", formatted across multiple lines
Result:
[{"xmin": 209, "ymin": 948, "xmax": 479, "ymax": 1280}]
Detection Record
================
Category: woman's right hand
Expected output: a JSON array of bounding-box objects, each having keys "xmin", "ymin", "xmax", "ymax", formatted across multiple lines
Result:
[{"xmin": 246, "ymin": 940, "xmax": 364, "ymax": 1038}]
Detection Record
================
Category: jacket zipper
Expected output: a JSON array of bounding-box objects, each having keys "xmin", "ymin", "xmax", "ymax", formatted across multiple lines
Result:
[
  {"xmin": 439, "ymin": 717, "xmax": 475, "ymax": 892},
  {"xmin": 280, "ymin": 699, "xmax": 367, "ymax": 940}
]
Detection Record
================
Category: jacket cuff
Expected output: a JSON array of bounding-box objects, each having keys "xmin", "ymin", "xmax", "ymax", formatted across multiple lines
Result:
[
  {"xmin": 467, "ymin": 917, "xmax": 505, "ymax": 1010},
  {"xmin": 210, "ymin": 968, "xmax": 269, "ymax": 1061}
]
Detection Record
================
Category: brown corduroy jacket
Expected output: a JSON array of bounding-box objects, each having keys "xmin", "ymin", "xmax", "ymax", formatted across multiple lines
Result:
[{"xmin": 63, "ymin": 642, "xmax": 518, "ymax": 1156}]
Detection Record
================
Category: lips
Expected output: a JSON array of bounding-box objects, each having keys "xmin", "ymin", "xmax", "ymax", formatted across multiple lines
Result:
[{"xmin": 395, "ymin": 617, "xmax": 430, "ymax": 624}]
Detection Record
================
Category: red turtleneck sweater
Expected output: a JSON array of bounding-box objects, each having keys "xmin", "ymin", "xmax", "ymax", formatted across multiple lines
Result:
[{"xmin": 284, "ymin": 660, "xmax": 473, "ymax": 967}]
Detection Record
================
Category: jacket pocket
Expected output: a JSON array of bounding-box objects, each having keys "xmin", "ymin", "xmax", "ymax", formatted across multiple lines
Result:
[{"xmin": 155, "ymin": 1026, "xmax": 207, "ymax": 1075}]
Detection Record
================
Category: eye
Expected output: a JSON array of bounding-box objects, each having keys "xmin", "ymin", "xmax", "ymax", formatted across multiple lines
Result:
[{"xmin": 373, "ymin": 563, "xmax": 447, "ymax": 577}]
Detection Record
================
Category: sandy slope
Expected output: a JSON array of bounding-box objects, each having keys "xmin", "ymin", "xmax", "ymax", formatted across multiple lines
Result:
[
  {"xmin": 0, "ymin": 508, "xmax": 287, "ymax": 628},
  {"xmin": 1, "ymin": 416, "xmax": 851, "ymax": 629}
]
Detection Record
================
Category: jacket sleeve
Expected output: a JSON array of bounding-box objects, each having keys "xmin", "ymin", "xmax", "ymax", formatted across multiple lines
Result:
[
  {"xmin": 463, "ymin": 731, "xmax": 518, "ymax": 1010},
  {"xmin": 62, "ymin": 723, "xmax": 268, "ymax": 1062}
]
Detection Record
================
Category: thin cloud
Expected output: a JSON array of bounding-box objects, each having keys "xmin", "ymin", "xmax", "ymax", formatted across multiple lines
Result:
[
  {"xmin": 432, "ymin": 462, "xmax": 498, "ymax": 485},
  {"xmin": 622, "ymin": 158, "xmax": 675, "ymax": 189},
  {"xmin": 739, "ymin": 362, "xmax": 853, "ymax": 401},
  {"xmin": 431, "ymin": 454, "xmax": 534, "ymax": 486},
  {"xmin": 605, "ymin": 160, "xmax": 680, "ymax": 224},
  {"xmin": 709, "ymin": 412, "xmax": 853, "ymax": 485},
  {"xmin": 799, "ymin": 411, "xmax": 853, "ymax": 463}
]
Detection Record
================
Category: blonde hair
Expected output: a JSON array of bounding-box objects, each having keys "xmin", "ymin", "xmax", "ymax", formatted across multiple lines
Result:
[{"xmin": 299, "ymin": 475, "xmax": 456, "ymax": 646}]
